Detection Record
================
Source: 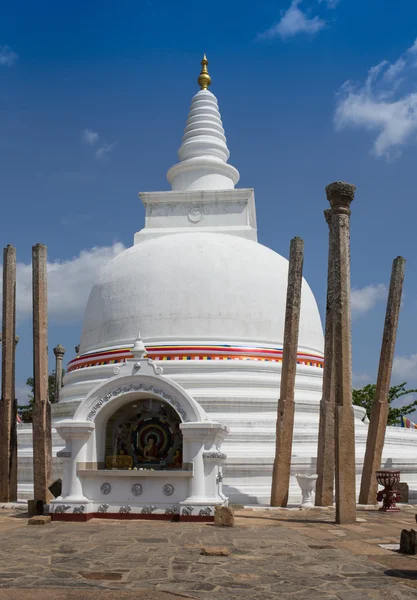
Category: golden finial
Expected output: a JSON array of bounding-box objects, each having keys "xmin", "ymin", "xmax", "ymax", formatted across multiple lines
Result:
[{"xmin": 198, "ymin": 53, "xmax": 211, "ymax": 90}]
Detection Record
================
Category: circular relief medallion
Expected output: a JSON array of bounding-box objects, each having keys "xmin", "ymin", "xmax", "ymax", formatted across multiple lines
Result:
[
  {"xmin": 131, "ymin": 483, "xmax": 143, "ymax": 496},
  {"xmin": 100, "ymin": 482, "xmax": 111, "ymax": 495},
  {"xmin": 188, "ymin": 206, "xmax": 203, "ymax": 223},
  {"xmin": 163, "ymin": 484, "xmax": 175, "ymax": 496}
]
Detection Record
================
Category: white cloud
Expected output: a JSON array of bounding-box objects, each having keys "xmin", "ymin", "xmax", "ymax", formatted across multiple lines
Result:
[
  {"xmin": 0, "ymin": 45, "xmax": 18, "ymax": 67},
  {"xmin": 392, "ymin": 353, "xmax": 417, "ymax": 382},
  {"xmin": 15, "ymin": 384, "xmax": 31, "ymax": 405},
  {"xmin": 82, "ymin": 129, "xmax": 99, "ymax": 145},
  {"xmin": 352, "ymin": 372, "xmax": 372, "ymax": 387},
  {"xmin": 408, "ymin": 38, "xmax": 417, "ymax": 55},
  {"xmin": 0, "ymin": 243, "xmax": 125, "ymax": 324},
  {"xmin": 258, "ymin": 0, "xmax": 325, "ymax": 40},
  {"xmin": 318, "ymin": 0, "xmax": 340, "ymax": 6},
  {"xmin": 82, "ymin": 130, "xmax": 115, "ymax": 160},
  {"xmin": 335, "ymin": 38, "xmax": 417, "ymax": 159},
  {"xmin": 351, "ymin": 283, "xmax": 387, "ymax": 318},
  {"xmin": 383, "ymin": 57, "xmax": 406, "ymax": 82},
  {"xmin": 95, "ymin": 142, "xmax": 115, "ymax": 160}
]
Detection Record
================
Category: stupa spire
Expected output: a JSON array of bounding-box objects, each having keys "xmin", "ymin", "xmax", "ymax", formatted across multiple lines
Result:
[
  {"xmin": 198, "ymin": 54, "xmax": 211, "ymax": 90},
  {"xmin": 166, "ymin": 55, "xmax": 240, "ymax": 192}
]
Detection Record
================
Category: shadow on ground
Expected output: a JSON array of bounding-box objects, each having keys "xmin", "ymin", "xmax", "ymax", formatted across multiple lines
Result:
[{"xmin": 385, "ymin": 569, "xmax": 417, "ymax": 580}]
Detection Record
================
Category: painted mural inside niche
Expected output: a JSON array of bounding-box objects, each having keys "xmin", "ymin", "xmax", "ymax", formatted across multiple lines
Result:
[{"xmin": 105, "ymin": 398, "xmax": 183, "ymax": 469}]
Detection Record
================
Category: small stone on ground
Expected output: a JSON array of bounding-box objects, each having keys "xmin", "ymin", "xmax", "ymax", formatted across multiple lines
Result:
[
  {"xmin": 27, "ymin": 515, "xmax": 51, "ymax": 525},
  {"xmin": 201, "ymin": 546, "xmax": 230, "ymax": 556},
  {"xmin": 214, "ymin": 505, "xmax": 235, "ymax": 527}
]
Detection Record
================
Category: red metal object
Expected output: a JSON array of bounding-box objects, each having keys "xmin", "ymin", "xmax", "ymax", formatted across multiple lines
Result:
[{"xmin": 376, "ymin": 469, "xmax": 401, "ymax": 511}]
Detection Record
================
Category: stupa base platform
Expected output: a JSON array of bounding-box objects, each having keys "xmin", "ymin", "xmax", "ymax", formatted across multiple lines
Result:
[
  {"xmin": 51, "ymin": 512, "xmax": 213, "ymax": 522},
  {"xmin": 50, "ymin": 501, "xmax": 216, "ymax": 522}
]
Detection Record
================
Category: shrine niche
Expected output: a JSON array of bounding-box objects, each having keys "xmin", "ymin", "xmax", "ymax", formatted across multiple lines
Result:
[
  {"xmin": 51, "ymin": 341, "xmax": 228, "ymax": 522},
  {"xmin": 105, "ymin": 398, "xmax": 183, "ymax": 469}
]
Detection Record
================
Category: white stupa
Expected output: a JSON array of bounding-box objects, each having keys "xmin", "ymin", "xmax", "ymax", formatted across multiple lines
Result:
[{"xmin": 18, "ymin": 56, "xmax": 417, "ymax": 511}]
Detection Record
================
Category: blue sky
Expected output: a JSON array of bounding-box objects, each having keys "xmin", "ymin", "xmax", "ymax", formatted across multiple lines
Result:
[{"xmin": 2, "ymin": 0, "xmax": 417, "ymax": 411}]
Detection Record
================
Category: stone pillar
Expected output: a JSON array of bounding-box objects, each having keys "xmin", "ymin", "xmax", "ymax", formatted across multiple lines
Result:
[
  {"xmin": 359, "ymin": 257, "xmax": 406, "ymax": 505},
  {"xmin": 0, "ymin": 245, "xmax": 17, "ymax": 502},
  {"xmin": 186, "ymin": 444, "xmax": 206, "ymax": 501},
  {"xmin": 271, "ymin": 237, "xmax": 304, "ymax": 507},
  {"xmin": 32, "ymin": 244, "xmax": 52, "ymax": 505},
  {"xmin": 315, "ymin": 210, "xmax": 336, "ymax": 506},
  {"xmin": 53, "ymin": 344, "xmax": 66, "ymax": 403},
  {"xmin": 180, "ymin": 423, "xmax": 228, "ymax": 505},
  {"xmin": 181, "ymin": 427, "xmax": 207, "ymax": 501},
  {"xmin": 54, "ymin": 421, "xmax": 94, "ymax": 503},
  {"xmin": 11, "ymin": 335, "xmax": 19, "ymax": 500},
  {"xmin": 326, "ymin": 182, "xmax": 357, "ymax": 524}
]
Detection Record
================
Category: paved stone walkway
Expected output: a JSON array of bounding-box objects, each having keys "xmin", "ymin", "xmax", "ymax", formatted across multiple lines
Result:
[{"xmin": 0, "ymin": 505, "xmax": 417, "ymax": 599}]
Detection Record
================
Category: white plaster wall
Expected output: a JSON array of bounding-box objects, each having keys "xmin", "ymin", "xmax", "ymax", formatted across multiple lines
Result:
[{"xmin": 80, "ymin": 473, "xmax": 190, "ymax": 506}]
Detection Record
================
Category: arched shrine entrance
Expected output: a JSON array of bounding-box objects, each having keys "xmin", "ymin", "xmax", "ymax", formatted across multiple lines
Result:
[{"xmin": 50, "ymin": 345, "xmax": 229, "ymax": 522}]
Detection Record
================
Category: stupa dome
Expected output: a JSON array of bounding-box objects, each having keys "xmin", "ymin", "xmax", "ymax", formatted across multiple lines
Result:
[{"xmin": 79, "ymin": 231, "xmax": 324, "ymax": 356}]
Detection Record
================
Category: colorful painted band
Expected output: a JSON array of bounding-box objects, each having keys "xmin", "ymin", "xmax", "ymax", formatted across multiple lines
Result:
[{"xmin": 67, "ymin": 345, "xmax": 324, "ymax": 373}]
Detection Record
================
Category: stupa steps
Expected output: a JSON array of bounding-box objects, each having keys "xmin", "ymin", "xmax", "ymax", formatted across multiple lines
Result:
[
  {"xmin": 17, "ymin": 456, "xmax": 63, "ymax": 484},
  {"xmin": 59, "ymin": 361, "xmax": 324, "ymax": 399},
  {"xmin": 17, "ymin": 426, "xmax": 64, "ymax": 447}
]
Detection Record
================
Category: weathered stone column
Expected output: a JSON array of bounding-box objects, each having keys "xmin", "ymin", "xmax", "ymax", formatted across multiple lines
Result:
[
  {"xmin": 359, "ymin": 257, "xmax": 406, "ymax": 505},
  {"xmin": 53, "ymin": 344, "xmax": 66, "ymax": 403},
  {"xmin": 10, "ymin": 334, "xmax": 19, "ymax": 501},
  {"xmin": 315, "ymin": 210, "xmax": 336, "ymax": 506},
  {"xmin": 32, "ymin": 244, "xmax": 52, "ymax": 505},
  {"xmin": 271, "ymin": 237, "xmax": 304, "ymax": 507},
  {"xmin": 0, "ymin": 334, "xmax": 19, "ymax": 345},
  {"xmin": 326, "ymin": 182, "xmax": 356, "ymax": 524},
  {"xmin": 0, "ymin": 245, "xmax": 17, "ymax": 502}
]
